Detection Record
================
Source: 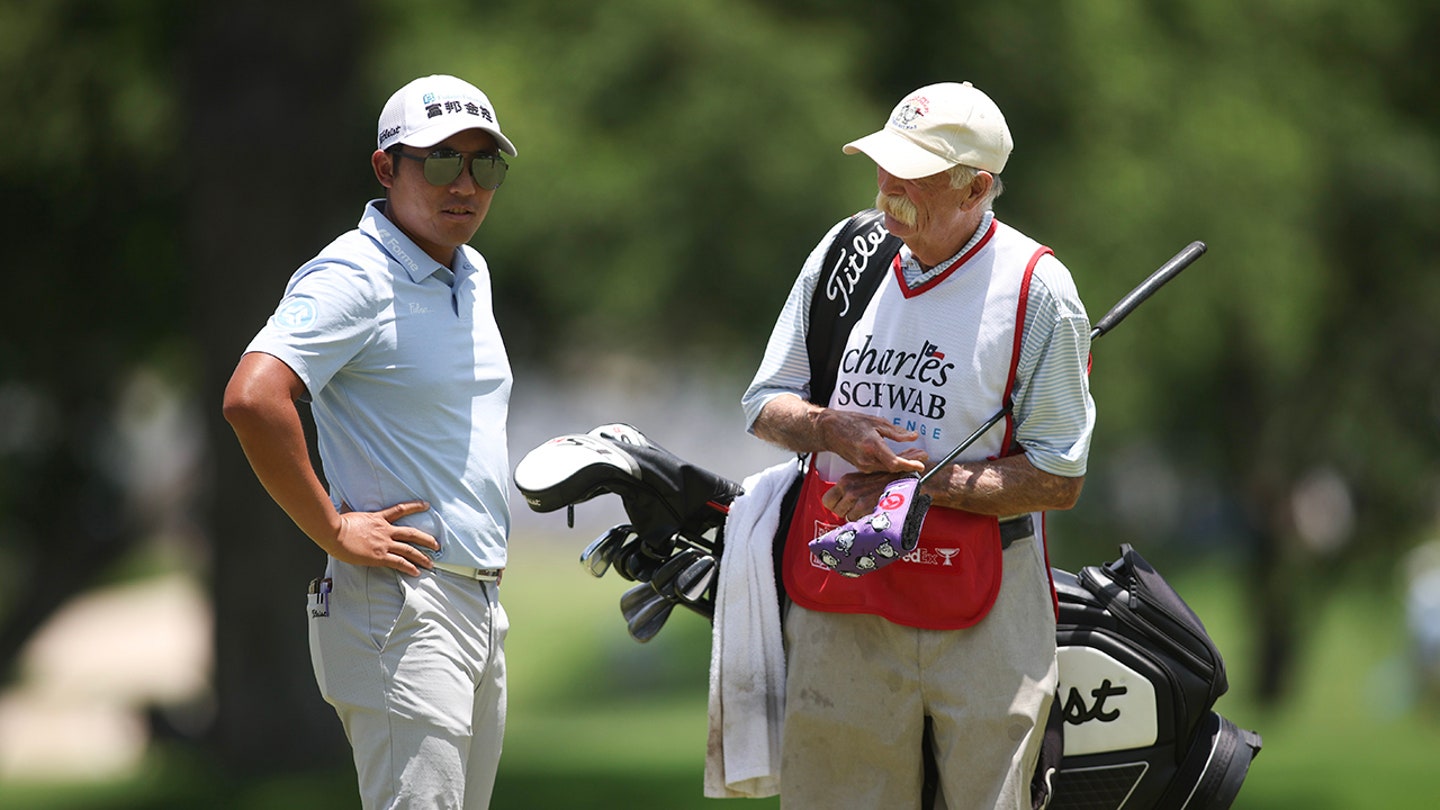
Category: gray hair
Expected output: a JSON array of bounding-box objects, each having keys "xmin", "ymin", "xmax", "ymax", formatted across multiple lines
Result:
[{"xmin": 946, "ymin": 164, "xmax": 1004, "ymax": 210}]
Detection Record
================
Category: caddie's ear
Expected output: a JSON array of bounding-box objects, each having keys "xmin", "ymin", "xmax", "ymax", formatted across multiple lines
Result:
[
  {"xmin": 372, "ymin": 149, "xmax": 396, "ymax": 189},
  {"xmin": 962, "ymin": 171, "xmax": 994, "ymax": 211}
]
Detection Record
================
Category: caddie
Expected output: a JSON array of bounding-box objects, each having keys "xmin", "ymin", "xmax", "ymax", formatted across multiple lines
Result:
[{"xmin": 742, "ymin": 81, "xmax": 1095, "ymax": 809}]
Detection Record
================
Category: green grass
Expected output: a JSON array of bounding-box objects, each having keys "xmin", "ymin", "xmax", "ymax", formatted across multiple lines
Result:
[
  {"xmin": 2, "ymin": 538, "xmax": 1437, "ymax": 808},
  {"xmin": 1179, "ymin": 564, "xmax": 1440, "ymax": 809},
  {"xmin": 494, "ymin": 536, "xmax": 750, "ymax": 808}
]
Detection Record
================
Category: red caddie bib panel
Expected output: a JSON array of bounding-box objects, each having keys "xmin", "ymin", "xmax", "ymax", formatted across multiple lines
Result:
[{"xmin": 783, "ymin": 462, "xmax": 1003, "ymax": 629}]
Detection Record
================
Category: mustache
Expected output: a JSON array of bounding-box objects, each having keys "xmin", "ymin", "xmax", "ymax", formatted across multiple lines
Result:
[{"xmin": 875, "ymin": 191, "xmax": 917, "ymax": 227}]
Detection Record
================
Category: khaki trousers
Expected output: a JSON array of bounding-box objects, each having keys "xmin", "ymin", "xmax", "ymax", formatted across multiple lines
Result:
[
  {"xmin": 310, "ymin": 560, "xmax": 508, "ymax": 810},
  {"xmin": 780, "ymin": 535, "xmax": 1057, "ymax": 810}
]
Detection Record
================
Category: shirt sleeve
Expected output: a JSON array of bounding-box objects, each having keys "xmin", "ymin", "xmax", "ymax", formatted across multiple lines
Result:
[
  {"xmin": 243, "ymin": 261, "xmax": 385, "ymax": 397},
  {"xmin": 740, "ymin": 218, "xmax": 850, "ymax": 431},
  {"xmin": 1009, "ymin": 253, "xmax": 1095, "ymax": 477}
]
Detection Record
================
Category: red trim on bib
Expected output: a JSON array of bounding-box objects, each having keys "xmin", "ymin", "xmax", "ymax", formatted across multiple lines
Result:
[
  {"xmin": 894, "ymin": 220, "xmax": 998, "ymax": 299},
  {"xmin": 999, "ymin": 246, "xmax": 1053, "ymax": 452}
]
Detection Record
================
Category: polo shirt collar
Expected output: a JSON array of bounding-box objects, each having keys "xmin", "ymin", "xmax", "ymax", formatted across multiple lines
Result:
[{"xmin": 360, "ymin": 199, "xmax": 454, "ymax": 285}]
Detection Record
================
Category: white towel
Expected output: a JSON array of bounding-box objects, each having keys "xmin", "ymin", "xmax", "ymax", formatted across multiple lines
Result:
[{"xmin": 704, "ymin": 459, "xmax": 798, "ymax": 799}]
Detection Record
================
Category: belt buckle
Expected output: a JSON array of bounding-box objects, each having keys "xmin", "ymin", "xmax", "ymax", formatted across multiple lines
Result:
[
  {"xmin": 432, "ymin": 562, "xmax": 501, "ymax": 579},
  {"xmin": 435, "ymin": 562, "xmax": 503, "ymax": 583}
]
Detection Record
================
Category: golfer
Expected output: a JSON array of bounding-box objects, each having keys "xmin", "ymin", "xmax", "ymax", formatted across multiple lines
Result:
[
  {"xmin": 223, "ymin": 74, "xmax": 517, "ymax": 808},
  {"xmin": 742, "ymin": 81, "xmax": 1094, "ymax": 809}
]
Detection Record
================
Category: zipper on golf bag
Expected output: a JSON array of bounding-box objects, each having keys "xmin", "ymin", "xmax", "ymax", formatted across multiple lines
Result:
[{"xmin": 1078, "ymin": 545, "xmax": 1228, "ymax": 728}]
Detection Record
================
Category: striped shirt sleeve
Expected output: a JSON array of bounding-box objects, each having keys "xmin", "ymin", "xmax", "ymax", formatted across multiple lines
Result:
[{"xmin": 1010, "ymin": 253, "xmax": 1094, "ymax": 477}]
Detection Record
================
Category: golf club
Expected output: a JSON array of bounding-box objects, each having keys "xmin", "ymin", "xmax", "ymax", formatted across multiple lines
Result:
[
  {"xmin": 673, "ymin": 554, "xmax": 717, "ymax": 605},
  {"xmin": 616, "ymin": 538, "xmax": 661, "ymax": 582},
  {"xmin": 619, "ymin": 580, "xmax": 659, "ymax": 617},
  {"xmin": 580, "ymin": 523, "xmax": 634, "ymax": 578},
  {"xmin": 620, "ymin": 582, "xmax": 677, "ymax": 642},
  {"xmin": 810, "ymin": 241, "xmax": 1209, "ymax": 575},
  {"xmin": 650, "ymin": 547, "xmax": 704, "ymax": 599}
]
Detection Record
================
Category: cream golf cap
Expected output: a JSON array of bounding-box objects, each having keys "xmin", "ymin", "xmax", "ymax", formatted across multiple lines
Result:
[
  {"xmin": 843, "ymin": 81, "xmax": 1011, "ymax": 178},
  {"xmin": 377, "ymin": 74, "xmax": 517, "ymax": 156}
]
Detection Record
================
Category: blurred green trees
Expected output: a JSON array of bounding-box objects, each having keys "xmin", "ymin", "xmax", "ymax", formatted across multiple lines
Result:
[{"xmin": 1, "ymin": 0, "xmax": 1437, "ymax": 775}]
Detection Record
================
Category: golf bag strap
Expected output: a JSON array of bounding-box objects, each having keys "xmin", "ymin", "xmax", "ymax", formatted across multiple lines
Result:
[
  {"xmin": 807, "ymin": 209, "xmax": 904, "ymax": 407},
  {"xmin": 776, "ymin": 207, "xmax": 895, "ymax": 609}
]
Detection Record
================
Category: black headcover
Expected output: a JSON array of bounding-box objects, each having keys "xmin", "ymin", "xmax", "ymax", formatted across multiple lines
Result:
[{"xmin": 514, "ymin": 424, "xmax": 743, "ymax": 555}]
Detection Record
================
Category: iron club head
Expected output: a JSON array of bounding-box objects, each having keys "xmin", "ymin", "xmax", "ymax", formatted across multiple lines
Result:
[
  {"xmin": 616, "ymin": 539, "xmax": 667, "ymax": 583},
  {"xmin": 619, "ymin": 581, "xmax": 676, "ymax": 643},
  {"xmin": 579, "ymin": 523, "xmax": 633, "ymax": 578},
  {"xmin": 673, "ymin": 554, "xmax": 717, "ymax": 605},
  {"xmin": 619, "ymin": 581, "xmax": 654, "ymax": 619},
  {"xmin": 650, "ymin": 548, "xmax": 702, "ymax": 599}
]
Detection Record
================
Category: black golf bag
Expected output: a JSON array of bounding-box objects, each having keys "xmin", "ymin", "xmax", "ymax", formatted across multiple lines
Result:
[
  {"xmin": 1047, "ymin": 550, "xmax": 1262, "ymax": 809},
  {"xmin": 515, "ymin": 424, "xmax": 1261, "ymax": 809}
]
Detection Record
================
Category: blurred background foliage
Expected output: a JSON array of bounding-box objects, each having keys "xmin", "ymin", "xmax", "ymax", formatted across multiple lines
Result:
[{"xmin": 1, "ymin": 0, "xmax": 1438, "ymax": 806}]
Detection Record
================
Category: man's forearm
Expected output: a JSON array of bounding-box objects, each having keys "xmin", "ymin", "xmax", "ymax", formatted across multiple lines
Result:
[
  {"xmin": 750, "ymin": 394, "xmax": 827, "ymax": 454},
  {"xmin": 226, "ymin": 403, "xmax": 342, "ymax": 549},
  {"xmin": 223, "ymin": 355, "xmax": 342, "ymax": 551},
  {"xmin": 923, "ymin": 453, "xmax": 1084, "ymax": 516},
  {"xmin": 753, "ymin": 395, "xmax": 925, "ymax": 475}
]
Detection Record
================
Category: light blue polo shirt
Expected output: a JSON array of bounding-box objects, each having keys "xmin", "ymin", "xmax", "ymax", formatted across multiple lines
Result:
[{"xmin": 246, "ymin": 200, "xmax": 512, "ymax": 569}]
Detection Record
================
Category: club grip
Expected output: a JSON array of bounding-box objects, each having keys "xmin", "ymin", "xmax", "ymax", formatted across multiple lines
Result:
[{"xmin": 1090, "ymin": 241, "xmax": 1206, "ymax": 340}]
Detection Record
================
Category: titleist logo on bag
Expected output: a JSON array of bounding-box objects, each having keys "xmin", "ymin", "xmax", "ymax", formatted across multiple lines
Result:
[{"xmin": 823, "ymin": 217, "xmax": 891, "ymax": 316}]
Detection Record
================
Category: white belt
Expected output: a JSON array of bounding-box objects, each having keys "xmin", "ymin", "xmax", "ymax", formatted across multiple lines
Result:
[{"xmin": 433, "ymin": 562, "xmax": 504, "ymax": 583}]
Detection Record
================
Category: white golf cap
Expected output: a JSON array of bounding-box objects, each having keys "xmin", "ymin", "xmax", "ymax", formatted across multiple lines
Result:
[
  {"xmin": 843, "ymin": 81, "xmax": 1011, "ymax": 178},
  {"xmin": 377, "ymin": 74, "xmax": 517, "ymax": 156}
]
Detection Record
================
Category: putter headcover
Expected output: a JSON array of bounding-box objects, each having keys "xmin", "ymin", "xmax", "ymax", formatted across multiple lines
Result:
[{"xmin": 808, "ymin": 474, "xmax": 932, "ymax": 577}]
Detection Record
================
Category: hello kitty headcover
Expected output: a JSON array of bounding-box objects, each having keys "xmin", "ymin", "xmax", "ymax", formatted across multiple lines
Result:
[{"xmin": 807, "ymin": 474, "xmax": 931, "ymax": 577}]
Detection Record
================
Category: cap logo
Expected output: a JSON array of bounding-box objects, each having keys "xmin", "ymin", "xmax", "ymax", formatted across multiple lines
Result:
[
  {"xmin": 891, "ymin": 96, "xmax": 930, "ymax": 130},
  {"xmin": 380, "ymin": 77, "xmax": 512, "ymax": 154},
  {"xmin": 421, "ymin": 94, "xmax": 493, "ymax": 123}
]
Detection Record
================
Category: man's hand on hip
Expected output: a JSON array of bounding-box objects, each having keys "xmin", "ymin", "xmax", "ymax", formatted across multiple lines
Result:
[{"xmin": 328, "ymin": 500, "xmax": 440, "ymax": 576}]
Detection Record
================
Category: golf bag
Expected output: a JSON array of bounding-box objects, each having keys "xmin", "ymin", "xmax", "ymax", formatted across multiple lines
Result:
[
  {"xmin": 515, "ymin": 424, "xmax": 1261, "ymax": 809},
  {"xmin": 1047, "ymin": 549, "xmax": 1262, "ymax": 809}
]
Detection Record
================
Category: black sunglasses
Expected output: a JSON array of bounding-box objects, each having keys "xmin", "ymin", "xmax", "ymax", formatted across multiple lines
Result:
[{"xmin": 394, "ymin": 148, "xmax": 508, "ymax": 190}]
